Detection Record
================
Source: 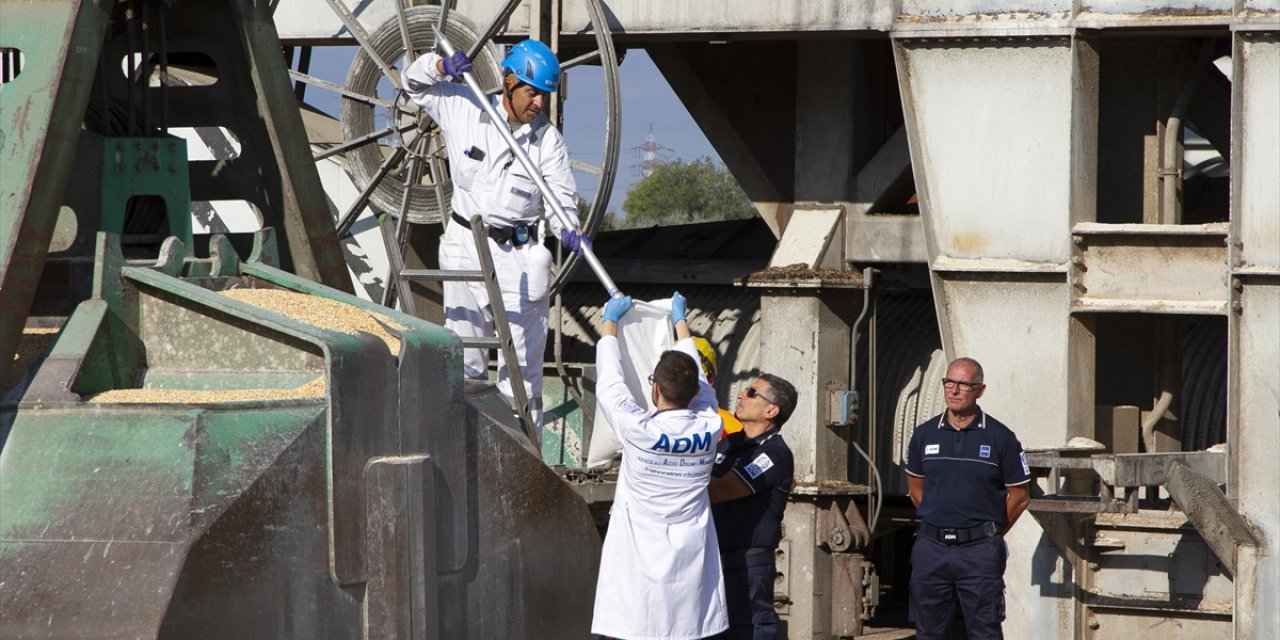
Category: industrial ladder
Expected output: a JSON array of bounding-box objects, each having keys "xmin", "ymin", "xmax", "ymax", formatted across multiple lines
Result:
[{"xmin": 380, "ymin": 211, "xmax": 538, "ymax": 447}]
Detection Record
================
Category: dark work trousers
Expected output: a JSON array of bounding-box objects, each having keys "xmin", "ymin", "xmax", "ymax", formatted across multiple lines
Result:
[
  {"xmin": 713, "ymin": 550, "xmax": 777, "ymax": 640},
  {"xmin": 909, "ymin": 533, "xmax": 1008, "ymax": 640}
]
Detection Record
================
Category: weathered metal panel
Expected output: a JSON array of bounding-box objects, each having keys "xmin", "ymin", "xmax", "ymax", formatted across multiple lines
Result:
[
  {"xmin": 932, "ymin": 278, "xmax": 1074, "ymax": 447},
  {"xmin": 900, "ymin": 0, "xmax": 1072, "ymax": 18},
  {"xmin": 758, "ymin": 292, "xmax": 854, "ymax": 484},
  {"xmin": 273, "ymin": 0, "xmax": 896, "ymax": 41},
  {"xmin": 125, "ymin": 266, "xmax": 399, "ymax": 585},
  {"xmin": 1099, "ymin": 451, "xmax": 1226, "ymax": 486},
  {"xmin": 0, "ymin": 0, "xmax": 108, "ymax": 388},
  {"xmin": 0, "ymin": 404, "xmax": 339, "ymax": 638},
  {"xmin": 779, "ymin": 502, "xmax": 832, "ymax": 638},
  {"xmin": 1086, "ymin": 607, "xmax": 1231, "ymax": 639},
  {"xmin": 848, "ymin": 214, "xmax": 929, "ymax": 263},
  {"xmin": 1235, "ymin": 35, "xmax": 1280, "ymax": 272},
  {"xmin": 897, "ymin": 38, "xmax": 1078, "ymax": 264},
  {"xmin": 1166, "ymin": 461, "xmax": 1260, "ymax": 577},
  {"xmin": 238, "ymin": 260, "xmax": 473, "ymax": 576},
  {"xmin": 1241, "ymin": 0, "xmax": 1280, "ymax": 16},
  {"xmin": 896, "ymin": 33, "xmax": 1095, "ymax": 639},
  {"xmin": 1230, "ymin": 29, "xmax": 1280, "ymax": 640},
  {"xmin": 442, "ymin": 403, "xmax": 601, "ymax": 639},
  {"xmin": 1080, "ymin": 0, "xmax": 1233, "ymax": 17},
  {"xmin": 273, "ymin": 0, "xmax": 403, "ymax": 41},
  {"xmin": 1075, "ymin": 0, "xmax": 1233, "ymax": 26},
  {"xmin": 1071, "ymin": 223, "xmax": 1231, "ymax": 314},
  {"xmin": 559, "ymin": 0, "xmax": 897, "ymax": 37},
  {"xmin": 770, "ymin": 207, "xmax": 844, "ymax": 269},
  {"xmin": 1084, "ymin": 525, "xmax": 1234, "ymax": 639},
  {"xmin": 365, "ymin": 455, "xmax": 439, "ymax": 640},
  {"xmin": 1233, "ymin": 283, "xmax": 1280, "ymax": 636}
]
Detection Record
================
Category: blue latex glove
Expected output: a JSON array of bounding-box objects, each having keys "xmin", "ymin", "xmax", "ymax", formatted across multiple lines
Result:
[
  {"xmin": 441, "ymin": 51, "xmax": 472, "ymax": 81},
  {"xmin": 560, "ymin": 228, "xmax": 591, "ymax": 257},
  {"xmin": 602, "ymin": 296, "xmax": 633, "ymax": 323},
  {"xmin": 670, "ymin": 291, "xmax": 687, "ymax": 324}
]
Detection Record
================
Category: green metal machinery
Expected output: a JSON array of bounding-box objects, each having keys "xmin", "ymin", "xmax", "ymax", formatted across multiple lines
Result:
[{"xmin": 0, "ymin": 2, "xmax": 599, "ymax": 637}]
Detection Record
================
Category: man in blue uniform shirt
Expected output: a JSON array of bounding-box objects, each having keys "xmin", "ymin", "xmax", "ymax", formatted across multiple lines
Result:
[
  {"xmin": 904, "ymin": 357, "xmax": 1031, "ymax": 640},
  {"xmin": 708, "ymin": 372, "xmax": 798, "ymax": 640}
]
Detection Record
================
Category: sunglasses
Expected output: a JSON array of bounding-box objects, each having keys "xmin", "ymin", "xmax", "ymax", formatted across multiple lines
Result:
[{"xmin": 745, "ymin": 386, "xmax": 776, "ymax": 405}]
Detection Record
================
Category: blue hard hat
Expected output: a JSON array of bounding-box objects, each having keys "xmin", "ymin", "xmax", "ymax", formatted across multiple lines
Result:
[{"xmin": 501, "ymin": 39, "xmax": 561, "ymax": 93}]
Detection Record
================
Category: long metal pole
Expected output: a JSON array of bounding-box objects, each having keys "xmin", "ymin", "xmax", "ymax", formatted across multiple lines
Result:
[{"xmin": 432, "ymin": 26, "xmax": 622, "ymax": 298}]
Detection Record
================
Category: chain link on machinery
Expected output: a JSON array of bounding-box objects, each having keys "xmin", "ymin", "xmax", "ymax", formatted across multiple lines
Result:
[{"xmin": 341, "ymin": 6, "xmax": 502, "ymax": 225}]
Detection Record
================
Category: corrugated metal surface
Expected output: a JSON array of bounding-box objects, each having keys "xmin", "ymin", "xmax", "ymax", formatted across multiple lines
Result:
[
  {"xmin": 852, "ymin": 290, "xmax": 944, "ymax": 497},
  {"xmin": 1180, "ymin": 316, "xmax": 1227, "ymax": 451}
]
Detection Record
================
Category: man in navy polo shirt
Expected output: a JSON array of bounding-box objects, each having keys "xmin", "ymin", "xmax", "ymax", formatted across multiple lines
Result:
[
  {"xmin": 904, "ymin": 357, "xmax": 1031, "ymax": 640},
  {"xmin": 708, "ymin": 372, "xmax": 798, "ymax": 640}
]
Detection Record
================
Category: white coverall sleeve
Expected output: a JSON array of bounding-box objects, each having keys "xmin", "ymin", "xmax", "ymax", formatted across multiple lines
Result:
[
  {"xmin": 596, "ymin": 336, "xmax": 649, "ymax": 443},
  {"xmin": 673, "ymin": 337, "xmax": 717, "ymax": 414},
  {"xmin": 407, "ymin": 53, "xmax": 453, "ymax": 122},
  {"xmin": 537, "ymin": 126, "xmax": 581, "ymax": 240}
]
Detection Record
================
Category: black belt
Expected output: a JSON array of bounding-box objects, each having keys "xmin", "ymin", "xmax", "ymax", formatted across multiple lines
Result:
[
  {"xmin": 451, "ymin": 213, "xmax": 538, "ymax": 246},
  {"xmin": 919, "ymin": 522, "xmax": 1000, "ymax": 546}
]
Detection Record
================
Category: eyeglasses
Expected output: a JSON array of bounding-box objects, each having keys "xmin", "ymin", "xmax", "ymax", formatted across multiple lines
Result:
[
  {"xmin": 647, "ymin": 374, "xmax": 655, "ymax": 385},
  {"xmin": 745, "ymin": 386, "xmax": 777, "ymax": 405},
  {"xmin": 942, "ymin": 378, "xmax": 983, "ymax": 392}
]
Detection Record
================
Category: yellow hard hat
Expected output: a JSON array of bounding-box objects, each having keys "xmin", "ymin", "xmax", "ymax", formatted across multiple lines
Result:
[{"xmin": 692, "ymin": 337, "xmax": 717, "ymax": 379}]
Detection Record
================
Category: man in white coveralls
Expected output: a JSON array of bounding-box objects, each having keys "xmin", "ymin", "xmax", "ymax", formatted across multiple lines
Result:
[
  {"xmin": 591, "ymin": 294, "xmax": 728, "ymax": 640},
  {"xmin": 402, "ymin": 40, "xmax": 589, "ymax": 437}
]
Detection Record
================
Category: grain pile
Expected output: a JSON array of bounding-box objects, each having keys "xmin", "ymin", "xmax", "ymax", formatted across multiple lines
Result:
[
  {"xmin": 220, "ymin": 288, "xmax": 406, "ymax": 356},
  {"xmin": 746, "ymin": 263, "xmax": 865, "ymax": 283},
  {"xmin": 4, "ymin": 327, "xmax": 61, "ymax": 393},
  {"xmin": 89, "ymin": 376, "xmax": 326, "ymax": 404}
]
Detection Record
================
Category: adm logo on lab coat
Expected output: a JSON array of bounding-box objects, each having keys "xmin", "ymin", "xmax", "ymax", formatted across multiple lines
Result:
[{"xmin": 651, "ymin": 431, "xmax": 716, "ymax": 454}]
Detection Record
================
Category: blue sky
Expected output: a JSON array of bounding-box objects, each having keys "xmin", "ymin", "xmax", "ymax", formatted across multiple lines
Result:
[
  {"xmin": 306, "ymin": 46, "xmax": 720, "ymax": 217},
  {"xmin": 560, "ymin": 49, "xmax": 721, "ymax": 214}
]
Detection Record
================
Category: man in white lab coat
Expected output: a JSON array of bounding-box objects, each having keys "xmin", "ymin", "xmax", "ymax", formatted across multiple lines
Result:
[
  {"xmin": 401, "ymin": 40, "xmax": 588, "ymax": 437},
  {"xmin": 591, "ymin": 294, "xmax": 729, "ymax": 640}
]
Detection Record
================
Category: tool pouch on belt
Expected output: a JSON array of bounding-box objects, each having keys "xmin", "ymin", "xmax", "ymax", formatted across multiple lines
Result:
[{"xmin": 452, "ymin": 213, "xmax": 538, "ymax": 246}]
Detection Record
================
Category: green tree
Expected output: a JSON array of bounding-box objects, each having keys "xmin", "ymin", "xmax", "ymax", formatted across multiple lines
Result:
[{"xmin": 620, "ymin": 157, "xmax": 755, "ymax": 228}]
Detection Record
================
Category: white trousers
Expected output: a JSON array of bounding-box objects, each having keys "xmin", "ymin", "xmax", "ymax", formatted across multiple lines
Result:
[{"xmin": 439, "ymin": 221, "xmax": 552, "ymax": 437}]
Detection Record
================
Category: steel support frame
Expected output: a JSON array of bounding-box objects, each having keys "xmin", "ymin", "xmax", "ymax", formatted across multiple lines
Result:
[
  {"xmin": 0, "ymin": 0, "xmax": 110, "ymax": 387},
  {"xmin": 894, "ymin": 32, "xmax": 1099, "ymax": 640},
  {"xmin": 228, "ymin": 0, "xmax": 354, "ymax": 292},
  {"xmin": 1228, "ymin": 27, "xmax": 1280, "ymax": 640},
  {"xmin": 757, "ymin": 289, "xmax": 872, "ymax": 636},
  {"xmin": 895, "ymin": 12, "xmax": 1277, "ymax": 637}
]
